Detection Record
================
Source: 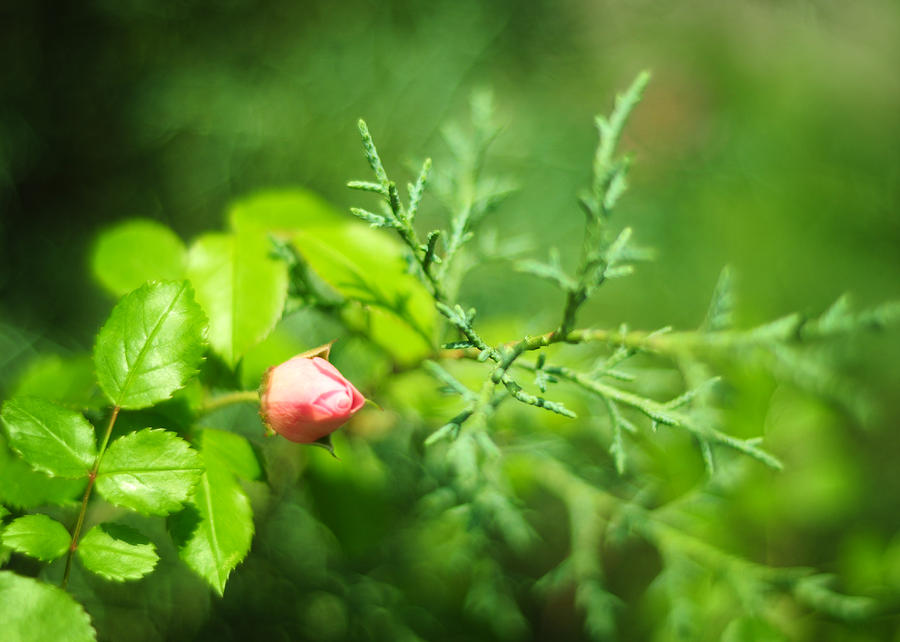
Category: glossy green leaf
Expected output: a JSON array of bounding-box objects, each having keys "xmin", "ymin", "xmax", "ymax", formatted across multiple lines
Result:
[
  {"xmin": 170, "ymin": 441, "xmax": 253, "ymax": 595},
  {"xmin": 186, "ymin": 228, "xmax": 288, "ymax": 368},
  {"xmin": 96, "ymin": 429, "xmax": 203, "ymax": 515},
  {"xmin": 0, "ymin": 436, "xmax": 85, "ymax": 509},
  {"xmin": 92, "ymin": 219, "xmax": 187, "ymax": 297},
  {"xmin": 1, "ymin": 514, "xmax": 70, "ymax": 561},
  {"xmin": 77, "ymin": 523, "xmax": 159, "ymax": 581},
  {"xmin": 94, "ymin": 281, "xmax": 208, "ymax": 409},
  {"xmin": 228, "ymin": 190, "xmax": 434, "ymax": 364},
  {"xmin": 0, "ymin": 397, "xmax": 96, "ymax": 478},
  {"xmin": 199, "ymin": 429, "xmax": 261, "ymax": 480},
  {"xmin": 0, "ymin": 571, "xmax": 96, "ymax": 642}
]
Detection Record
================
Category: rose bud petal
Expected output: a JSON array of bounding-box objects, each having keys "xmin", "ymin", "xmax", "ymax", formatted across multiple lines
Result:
[{"xmin": 260, "ymin": 355, "xmax": 366, "ymax": 444}]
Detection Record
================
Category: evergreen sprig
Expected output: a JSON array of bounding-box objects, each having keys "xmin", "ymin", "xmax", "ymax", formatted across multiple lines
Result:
[
  {"xmin": 531, "ymin": 455, "xmax": 880, "ymax": 629},
  {"xmin": 353, "ymin": 106, "xmax": 579, "ymax": 425},
  {"xmin": 350, "ymin": 70, "xmax": 809, "ymax": 469},
  {"xmin": 347, "ymin": 74, "xmax": 900, "ymax": 637}
]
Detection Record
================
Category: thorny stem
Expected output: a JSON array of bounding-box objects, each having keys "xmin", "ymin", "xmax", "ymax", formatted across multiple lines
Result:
[{"xmin": 62, "ymin": 405, "xmax": 120, "ymax": 590}]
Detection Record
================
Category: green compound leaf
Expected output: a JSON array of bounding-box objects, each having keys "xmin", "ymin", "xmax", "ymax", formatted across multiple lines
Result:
[
  {"xmin": 91, "ymin": 219, "xmax": 187, "ymax": 298},
  {"xmin": 96, "ymin": 429, "xmax": 203, "ymax": 516},
  {"xmin": 198, "ymin": 429, "xmax": 261, "ymax": 481},
  {"xmin": 94, "ymin": 281, "xmax": 208, "ymax": 409},
  {"xmin": 170, "ymin": 435, "xmax": 254, "ymax": 595},
  {"xmin": 77, "ymin": 523, "xmax": 159, "ymax": 582},
  {"xmin": 0, "ymin": 571, "xmax": 96, "ymax": 642},
  {"xmin": 1, "ymin": 514, "xmax": 71, "ymax": 561},
  {"xmin": 186, "ymin": 228, "xmax": 288, "ymax": 368},
  {"xmin": 0, "ymin": 397, "xmax": 97, "ymax": 478}
]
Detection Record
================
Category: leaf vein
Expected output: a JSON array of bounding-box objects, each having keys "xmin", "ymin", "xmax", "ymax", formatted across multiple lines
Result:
[
  {"xmin": 14, "ymin": 405, "xmax": 90, "ymax": 470},
  {"xmin": 200, "ymin": 472, "xmax": 224, "ymax": 587},
  {"xmin": 116, "ymin": 282, "xmax": 187, "ymax": 404}
]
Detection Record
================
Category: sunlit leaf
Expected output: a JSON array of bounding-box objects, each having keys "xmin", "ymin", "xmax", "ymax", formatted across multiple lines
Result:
[
  {"xmin": 0, "ymin": 397, "xmax": 96, "ymax": 478},
  {"xmin": 1, "ymin": 514, "xmax": 70, "ymax": 561},
  {"xmin": 91, "ymin": 219, "xmax": 187, "ymax": 297},
  {"xmin": 228, "ymin": 189, "xmax": 434, "ymax": 365},
  {"xmin": 77, "ymin": 523, "xmax": 159, "ymax": 582},
  {"xmin": 0, "ymin": 571, "xmax": 96, "ymax": 642},
  {"xmin": 96, "ymin": 429, "xmax": 203, "ymax": 515},
  {"xmin": 94, "ymin": 281, "xmax": 208, "ymax": 409},
  {"xmin": 199, "ymin": 429, "xmax": 261, "ymax": 481},
  {"xmin": 186, "ymin": 228, "xmax": 288, "ymax": 368},
  {"xmin": 170, "ymin": 438, "xmax": 253, "ymax": 595}
]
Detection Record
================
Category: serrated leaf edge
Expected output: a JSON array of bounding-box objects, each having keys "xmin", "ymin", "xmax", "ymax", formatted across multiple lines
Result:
[
  {"xmin": 96, "ymin": 428, "xmax": 204, "ymax": 515},
  {"xmin": 77, "ymin": 524, "xmax": 159, "ymax": 582},
  {"xmin": 1, "ymin": 514, "xmax": 71, "ymax": 562},
  {"xmin": 94, "ymin": 280, "xmax": 208, "ymax": 409}
]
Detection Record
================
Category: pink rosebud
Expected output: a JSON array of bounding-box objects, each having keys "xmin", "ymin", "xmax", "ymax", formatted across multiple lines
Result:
[{"xmin": 260, "ymin": 354, "xmax": 365, "ymax": 444}]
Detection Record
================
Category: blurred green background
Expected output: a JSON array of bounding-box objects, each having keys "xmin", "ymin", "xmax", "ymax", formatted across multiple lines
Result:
[{"xmin": 2, "ymin": 1, "xmax": 899, "ymax": 640}]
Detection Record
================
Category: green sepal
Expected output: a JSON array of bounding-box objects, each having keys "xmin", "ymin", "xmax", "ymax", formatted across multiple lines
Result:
[{"xmin": 310, "ymin": 434, "xmax": 338, "ymax": 458}]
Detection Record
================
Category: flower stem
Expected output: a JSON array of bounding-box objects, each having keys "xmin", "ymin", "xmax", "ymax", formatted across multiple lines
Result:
[
  {"xmin": 62, "ymin": 405, "xmax": 120, "ymax": 590},
  {"xmin": 199, "ymin": 390, "xmax": 260, "ymax": 415}
]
